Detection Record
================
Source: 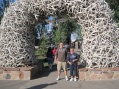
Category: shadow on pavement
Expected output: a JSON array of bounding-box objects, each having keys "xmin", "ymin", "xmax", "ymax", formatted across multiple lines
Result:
[
  {"xmin": 36, "ymin": 65, "xmax": 57, "ymax": 79},
  {"xmin": 27, "ymin": 82, "xmax": 57, "ymax": 89}
]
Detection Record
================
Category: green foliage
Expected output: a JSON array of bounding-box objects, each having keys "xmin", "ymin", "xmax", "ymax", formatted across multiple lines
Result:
[
  {"xmin": 106, "ymin": 0, "xmax": 119, "ymax": 25},
  {"xmin": 36, "ymin": 29, "xmax": 49, "ymax": 56},
  {"xmin": 54, "ymin": 23, "xmax": 67, "ymax": 45},
  {"xmin": 74, "ymin": 24, "xmax": 82, "ymax": 41},
  {"xmin": 54, "ymin": 16, "xmax": 79, "ymax": 45},
  {"xmin": 61, "ymin": 16, "xmax": 77, "ymax": 33},
  {"xmin": 0, "ymin": 15, "xmax": 2, "ymax": 24},
  {"xmin": 54, "ymin": 28, "xmax": 61, "ymax": 45}
]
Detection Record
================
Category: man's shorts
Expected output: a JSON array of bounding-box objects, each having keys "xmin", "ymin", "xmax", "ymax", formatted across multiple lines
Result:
[{"xmin": 57, "ymin": 61, "xmax": 67, "ymax": 71}]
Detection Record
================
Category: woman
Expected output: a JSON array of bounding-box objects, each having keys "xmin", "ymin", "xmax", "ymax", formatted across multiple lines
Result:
[
  {"xmin": 46, "ymin": 47, "xmax": 53, "ymax": 71},
  {"xmin": 67, "ymin": 47, "xmax": 79, "ymax": 81}
]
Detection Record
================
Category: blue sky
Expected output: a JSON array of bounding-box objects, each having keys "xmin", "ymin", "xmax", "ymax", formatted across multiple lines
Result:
[
  {"xmin": 0, "ymin": 0, "xmax": 16, "ymax": 7},
  {"xmin": 46, "ymin": 16, "xmax": 54, "ymax": 31},
  {"xmin": 10, "ymin": 0, "xmax": 16, "ymax": 2},
  {"xmin": 0, "ymin": 0, "xmax": 4, "ymax": 10},
  {"xmin": 0, "ymin": 0, "xmax": 16, "ymax": 15},
  {"xmin": 48, "ymin": 16, "xmax": 54, "ymax": 20}
]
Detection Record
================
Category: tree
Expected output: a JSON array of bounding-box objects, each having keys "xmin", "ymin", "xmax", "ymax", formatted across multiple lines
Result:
[
  {"xmin": 54, "ymin": 26, "xmax": 66, "ymax": 45},
  {"xmin": 36, "ymin": 29, "xmax": 49, "ymax": 56},
  {"xmin": 53, "ymin": 16, "xmax": 79, "ymax": 46},
  {"xmin": 106, "ymin": 0, "xmax": 119, "ymax": 25},
  {"xmin": 74, "ymin": 24, "xmax": 82, "ymax": 41}
]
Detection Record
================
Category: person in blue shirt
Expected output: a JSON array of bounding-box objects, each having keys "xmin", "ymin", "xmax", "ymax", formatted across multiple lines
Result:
[{"xmin": 67, "ymin": 47, "xmax": 79, "ymax": 81}]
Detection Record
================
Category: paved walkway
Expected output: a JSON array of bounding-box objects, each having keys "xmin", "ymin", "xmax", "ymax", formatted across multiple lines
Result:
[{"xmin": 0, "ymin": 66, "xmax": 119, "ymax": 89}]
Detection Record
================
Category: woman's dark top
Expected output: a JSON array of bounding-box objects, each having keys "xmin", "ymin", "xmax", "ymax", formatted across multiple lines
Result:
[{"xmin": 47, "ymin": 51, "xmax": 53, "ymax": 58}]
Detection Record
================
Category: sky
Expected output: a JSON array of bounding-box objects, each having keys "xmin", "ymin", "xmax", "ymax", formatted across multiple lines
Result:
[
  {"xmin": 0, "ymin": 0, "xmax": 5, "ymax": 13},
  {"xmin": 48, "ymin": 16, "xmax": 54, "ymax": 20},
  {"xmin": 46, "ymin": 16, "xmax": 54, "ymax": 32},
  {"xmin": 0, "ymin": 0, "xmax": 16, "ymax": 15}
]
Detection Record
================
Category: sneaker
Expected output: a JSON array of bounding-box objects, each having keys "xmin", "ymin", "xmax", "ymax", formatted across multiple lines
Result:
[
  {"xmin": 74, "ymin": 78, "xmax": 77, "ymax": 81},
  {"xmin": 56, "ymin": 77, "xmax": 60, "ymax": 81},
  {"xmin": 70, "ymin": 78, "xmax": 74, "ymax": 81},
  {"xmin": 65, "ymin": 77, "xmax": 68, "ymax": 81}
]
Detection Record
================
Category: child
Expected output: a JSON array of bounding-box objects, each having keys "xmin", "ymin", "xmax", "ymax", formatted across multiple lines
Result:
[{"xmin": 67, "ymin": 47, "xmax": 79, "ymax": 81}]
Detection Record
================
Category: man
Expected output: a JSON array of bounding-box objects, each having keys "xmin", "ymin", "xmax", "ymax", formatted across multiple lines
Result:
[
  {"xmin": 55, "ymin": 42, "xmax": 68, "ymax": 81},
  {"xmin": 67, "ymin": 47, "xmax": 79, "ymax": 81}
]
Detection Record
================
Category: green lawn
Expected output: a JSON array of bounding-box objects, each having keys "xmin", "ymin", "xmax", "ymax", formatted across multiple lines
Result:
[{"xmin": 36, "ymin": 55, "xmax": 48, "ymax": 67}]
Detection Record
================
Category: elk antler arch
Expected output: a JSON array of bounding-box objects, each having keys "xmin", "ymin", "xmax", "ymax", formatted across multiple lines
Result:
[{"xmin": 0, "ymin": 0, "xmax": 119, "ymax": 68}]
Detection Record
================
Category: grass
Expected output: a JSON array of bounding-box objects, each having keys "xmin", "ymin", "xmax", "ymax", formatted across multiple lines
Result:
[{"xmin": 36, "ymin": 55, "xmax": 48, "ymax": 67}]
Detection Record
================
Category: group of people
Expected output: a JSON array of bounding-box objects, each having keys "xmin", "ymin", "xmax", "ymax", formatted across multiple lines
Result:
[{"xmin": 46, "ymin": 42, "xmax": 79, "ymax": 81}]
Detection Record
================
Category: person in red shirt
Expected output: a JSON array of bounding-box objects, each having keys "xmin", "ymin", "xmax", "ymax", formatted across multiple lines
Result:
[{"xmin": 52, "ymin": 47, "xmax": 57, "ymax": 55}]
